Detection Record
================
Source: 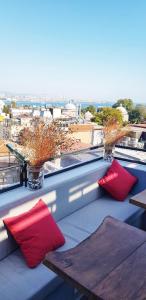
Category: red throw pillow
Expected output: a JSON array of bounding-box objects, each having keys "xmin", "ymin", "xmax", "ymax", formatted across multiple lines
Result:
[
  {"xmin": 3, "ymin": 199, "xmax": 65, "ymax": 268},
  {"xmin": 98, "ymin": 159, "xmax": 137, "ymax": 201}
]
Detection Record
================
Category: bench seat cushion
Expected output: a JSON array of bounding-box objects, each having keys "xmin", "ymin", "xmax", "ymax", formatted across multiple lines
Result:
[
  {"xmin": 0, "ymin": 236, "xmax": 77, "ymax": 300},
  {"xmin": 0, "ymin": 194, "xmax": 143, "ymax": 300},
  {"xmin": 58, "ymin": 194, "xmax": 143, "ymax": 235}
]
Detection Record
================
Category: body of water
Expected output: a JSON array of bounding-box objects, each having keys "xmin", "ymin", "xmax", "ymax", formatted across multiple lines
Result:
[{"xmin": 6, "ymin": 100, "xmax": 113, "ymax": 109}]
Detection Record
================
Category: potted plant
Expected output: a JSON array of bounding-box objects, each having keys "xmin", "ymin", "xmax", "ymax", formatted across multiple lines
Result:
[
  {"xmin": 103, "ymin": 119, "xmax": 130, "ymax": 161},
  {"xmin": 17, "ymin": 121, "xmax": 73, "ymax": 190}
]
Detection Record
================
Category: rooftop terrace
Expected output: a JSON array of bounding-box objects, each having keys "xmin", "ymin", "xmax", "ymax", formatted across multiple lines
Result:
[{"xmin": 0, "ymin": 149, "xmax": 146, "ymax": 299}]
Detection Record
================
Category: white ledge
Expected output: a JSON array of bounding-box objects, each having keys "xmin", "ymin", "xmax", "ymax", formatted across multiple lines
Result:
[
  {"xmin": 0, "ymin": 159, "xmax": 146, "ymax": 209},
  {"xmin": 0, "ymin": 160, "xmax": 109, "ymax": 208}
]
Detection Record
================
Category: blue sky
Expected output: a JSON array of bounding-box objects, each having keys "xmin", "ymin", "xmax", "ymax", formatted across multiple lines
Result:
[{"xmin": 0, "ymin": 0, "xmax": 146, "ymax": 102}]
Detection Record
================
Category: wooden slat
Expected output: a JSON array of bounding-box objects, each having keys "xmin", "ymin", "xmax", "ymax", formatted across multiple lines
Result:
[{"xmin": 94, "ymin": 242, "xmax": 146, "ymax": 300}]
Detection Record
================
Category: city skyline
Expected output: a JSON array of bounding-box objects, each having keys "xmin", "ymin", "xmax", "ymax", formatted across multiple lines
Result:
[{"xmin": 0, "ymin": 0, "xmax": 146, "ymax": 102}]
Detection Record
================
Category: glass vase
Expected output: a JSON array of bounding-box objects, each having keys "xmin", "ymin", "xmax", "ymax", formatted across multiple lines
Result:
[
  {"xmin": 27, "ymin": 165, "xmax": 44, "ymax": 190},
  {"xmin": 103, "ymin": 144, "xmax": 115, "ymax": 162}
]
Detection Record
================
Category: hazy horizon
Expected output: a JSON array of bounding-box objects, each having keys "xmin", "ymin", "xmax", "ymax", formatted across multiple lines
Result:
[
  {"xmin": 0, "ymin": 0, "xmax": 146, "ymax": 102},
  {"xmin": 1, "ymin": 93, "xmax": 145, "ymax": 105}
]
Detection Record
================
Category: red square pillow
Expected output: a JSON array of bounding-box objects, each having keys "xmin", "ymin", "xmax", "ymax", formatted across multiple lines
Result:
[
  {"xmin": 98, "ymin": 159, "xmax": 137, "ymax": 201},
  {"xmin": 3, "ymin": 199, "xmax": 65, "ymax": 268}
]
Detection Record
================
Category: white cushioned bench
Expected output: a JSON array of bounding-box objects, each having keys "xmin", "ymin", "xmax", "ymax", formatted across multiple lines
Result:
[{"xmin": 0, "ymin": 160, "xmax": 145, "ymax": 300}]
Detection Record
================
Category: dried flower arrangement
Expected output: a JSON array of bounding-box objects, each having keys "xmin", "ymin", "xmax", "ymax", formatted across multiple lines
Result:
[
  {"xmin": 18, "ymin": 121, "xmax": 74, "ymax": 166},
  {"xmin": 103, "ymin": 119, "xmax": 130, "ymax": 146}
]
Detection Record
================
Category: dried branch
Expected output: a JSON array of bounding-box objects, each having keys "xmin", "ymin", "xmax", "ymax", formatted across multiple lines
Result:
[
  {"xmin": 103, "ymin": 119, "xmax": 130, "ymax": 146},
  {"xmin": 18, "ymin": 121, "xmax": 74, "ymax": 166}
]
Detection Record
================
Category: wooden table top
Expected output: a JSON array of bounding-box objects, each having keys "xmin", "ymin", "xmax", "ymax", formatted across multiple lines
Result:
[
  {"xmin": 44, "ymin": 217, "xmax": 146, "ymax": 300},
  {"xmin": 130, "ymin": 189, "xmax": 146, "ymax": 209}
]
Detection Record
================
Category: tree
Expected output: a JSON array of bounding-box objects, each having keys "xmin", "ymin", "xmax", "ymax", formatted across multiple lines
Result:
[
  {"xmin": 82, "ymin": 105, "xmax": 96, "ymax": 116},
  {"xmin": 2, "ymin": 102, "xmax": 16, "ymax": 115},
  {"xmin": 129, "ymin": 109, "xmax": 141, "ymax": 124},
  {"xmin": 113, "ymin": 99, "xmax": 134, "ymax": 112},
  {"xmin": 93, "ymin": 107, "xmax": 123, "ymax": 125},
  {"xmin": 11, "ymin": 101, "xmax": 16, "ymax": 108},
  {"xmin": 135, "ymin": 104, "xmax": 146, "ymax": 121},
  {"xmin": 3, "ymin": 105, "xmax": 10, "ymax": 114}
]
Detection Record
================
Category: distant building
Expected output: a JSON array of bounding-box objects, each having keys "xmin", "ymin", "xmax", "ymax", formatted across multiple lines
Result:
[
  {"xmin": 117, "ymin": 124, "xmax": 146, "ymax": 149},
  {"xmin": 91, "ymin": 126, "xmax": 104, "ymax": 145},
  {"xmin": 20, "ymin": 117, "xmax": 32, "ymax": 127},
  {"xmin": 69, "ymin": 123, "xmax": 103, "ymax": 145},
  {"xmin": 49, "ymin": 107, "xmax": 62, "ymax": 119},
  {"xmin": 0, "ymin": 114, "xmax": 5, "ymax": 122},
  {"xmin": 11, "ymin": 108, "xmax": 32, "ymax": 117},
  {"xmin": 116, "ymin": 104, "xmax": 129, "ymax": 122},
  {"xmin": 40, "ymin": 110, "xmax": 52, "ymax": 119},
  {"xmin": 62, "ymin": 102, "xmax": 77, "ymax": 117},
  {"xmin": 69, "ymin": 124, "xmax": 94, "ymax": 144},
  {"xmin": 0, "ymin": 100, "xmax": 4, "ymax": 113},
  {"xmin": 84, "ymin": 111, "xmax": 93, "ymax": 122},
  {"xmin": 32, "ymin": 110, "xmax": 40, "ymax": 117}
]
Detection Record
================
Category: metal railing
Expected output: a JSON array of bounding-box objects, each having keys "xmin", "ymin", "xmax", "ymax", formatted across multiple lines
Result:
[
  {"xmin": 0, "ymin": 152, "xmax": 18, "ymax": 168},
  {"xmin": 0, "ymin": 143, "xmax": 146, "ymax": 193},
  {"xmin": 0, "ymin": 148, "xmax": 27, "ymax": 193},
  {"xmin": 0, "ymin": 165, "xmax": 21, "ymax": 191},
  {"xmin": 0, "ymin": 145, "xmax": 103, "ymax": 193}
]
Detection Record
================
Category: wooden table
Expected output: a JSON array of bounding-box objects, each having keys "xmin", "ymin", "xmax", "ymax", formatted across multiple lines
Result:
[
  {"xmin": 130, "ymin": 189, "xmax": 146, "ymax": 209},
  {"xmin": 44, "ymin": 217, "xmax": 146, "ymax": 300}
]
